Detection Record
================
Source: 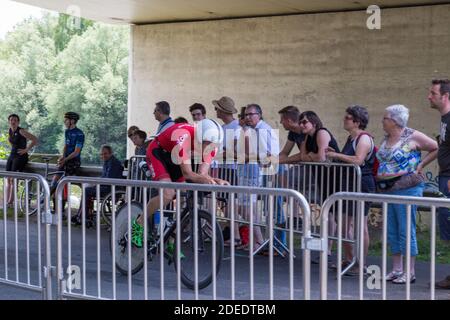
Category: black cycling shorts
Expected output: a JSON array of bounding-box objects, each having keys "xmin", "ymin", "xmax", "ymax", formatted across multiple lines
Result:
[
  {"xmin": 6, "ymin": 154, "xmax": 28, "ymax": 172},
  {"xmin": 59, "ymin": 159, "xmax": 81, "ymax": 176}
]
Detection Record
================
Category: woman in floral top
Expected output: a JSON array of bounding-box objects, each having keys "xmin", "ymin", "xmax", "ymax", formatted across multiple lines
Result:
[{"xmin": 376, "ymin": 104, "xmax": 437, "ymax": 284}]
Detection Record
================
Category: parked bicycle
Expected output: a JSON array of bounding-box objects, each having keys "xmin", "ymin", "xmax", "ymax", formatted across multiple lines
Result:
[
  {"xmin": 19, "ymin": 156, "xmax": 66, "ymax": 216},
  {"xmin": 111, "ymin": 190, "xmax": 225, "ymax": 290}
]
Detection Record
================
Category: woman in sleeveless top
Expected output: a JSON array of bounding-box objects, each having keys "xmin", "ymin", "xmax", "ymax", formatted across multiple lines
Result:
[
  {"xmin": 326, "ymin": 105, "xmax": 376, "ymax": 275},
  {"xmin": 376, "ymin": 105, "xmax": 437, "ymax": 284},
  {"xmin": 298, "ymin": 111, "xmax": 340, "ymax": 162},
  {"xmin": 6, "ymin": 114, "xmax": 38, "ymax": 207},
  {"xmin": 298, "ymin": 111, "xmax": 340, "ymax": 257}
]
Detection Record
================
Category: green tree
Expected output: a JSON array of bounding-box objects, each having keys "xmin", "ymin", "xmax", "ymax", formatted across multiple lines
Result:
[
  {"xmin": 0, "ymin": 14, "xmax": 129, "ymax": 165},
  {"xmin": 53, "ymin": 14, "xmax": 94, "ymax": 52},
  {"xmin": 0, "ymin": 134, "xmax": 10, "ymax": 160},
  {"xmin": 45, "ymin": 24, "xmax": 128, "ymax": 164}
]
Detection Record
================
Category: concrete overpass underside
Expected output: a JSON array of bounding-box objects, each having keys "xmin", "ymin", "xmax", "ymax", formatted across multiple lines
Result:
[{"xmin": 12, "ymin": 1, "xmax": 450, "ymax": 168}]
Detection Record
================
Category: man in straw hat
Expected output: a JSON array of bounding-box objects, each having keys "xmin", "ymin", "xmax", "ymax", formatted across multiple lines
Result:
[{"xmin": 213, "ymin": 96, "xmax": 242, "ymax": 246}]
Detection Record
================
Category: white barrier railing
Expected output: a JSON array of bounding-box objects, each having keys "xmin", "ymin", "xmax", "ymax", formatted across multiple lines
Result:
[
  {"xmin": 321, "ymin": 192, "xmax": 450, "ymax": 300},
  {"xmin": 0, "ymin": 171, "xmax": 52, "ymax": 299},
  {"xmin": 55, "ymin": 176, "xmax": 313, "ymax": 300},
  {"xmin": 212, "ymin": 162, "xmax": 362, "ymax": 275}
]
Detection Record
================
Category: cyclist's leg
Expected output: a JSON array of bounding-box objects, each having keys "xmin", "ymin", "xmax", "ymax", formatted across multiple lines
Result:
[
  {"xmin": 50, "ymin": 169, "xmax": 64, "ymax": 195},
  {"xmin": 137, "ymin": 142, "xmax": 180, "ymax": 225}
]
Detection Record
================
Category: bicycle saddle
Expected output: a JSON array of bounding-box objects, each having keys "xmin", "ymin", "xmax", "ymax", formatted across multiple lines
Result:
[{"xmin": 41, "ymin": 156, "xmax": 53, "ymax": 162}]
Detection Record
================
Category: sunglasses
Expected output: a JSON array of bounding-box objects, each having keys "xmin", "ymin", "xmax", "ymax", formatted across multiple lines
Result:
[
  {"xmin": 244, "ymin": 112, "xmax": 259, "ymax": 117},
  {"xmin": 299, "ymin": 119, "xmax": 309, "ymax": 125}
]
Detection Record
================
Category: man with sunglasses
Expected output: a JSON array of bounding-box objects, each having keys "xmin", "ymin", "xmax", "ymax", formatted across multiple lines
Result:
[{"xmin": 235, "ymin": 104, "xmax": 281, "ymax": 254}]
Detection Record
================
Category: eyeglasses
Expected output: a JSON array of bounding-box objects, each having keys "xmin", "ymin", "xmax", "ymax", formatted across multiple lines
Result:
[
  {"xmin": 299, "ymin": 119, "xmax": 309, "ymax": 125},
  {"xmin": 244, "ymin": 112, "xmax": 259, "ymax": 117},
  {"xmin": 191, "ymin": 112, "xmax": 203, "ymax": 117},
  {"xmin": 344, "ymin": 115, "xmax": 354, "ymax": 121}
]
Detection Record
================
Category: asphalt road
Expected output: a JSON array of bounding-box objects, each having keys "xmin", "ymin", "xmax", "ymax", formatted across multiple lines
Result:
[{"xmin": 0, "ymin": 214, "xmax": 449, "ymax": 300}]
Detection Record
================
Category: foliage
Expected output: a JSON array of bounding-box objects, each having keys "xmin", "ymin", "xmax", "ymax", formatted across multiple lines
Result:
[
  {"xmin": 0, "ymin": 133, "xmax": 10, "ymax": 160},
  {"xmin": 0, "ymin": 14, "xmax": 128, "ymax": 165}
]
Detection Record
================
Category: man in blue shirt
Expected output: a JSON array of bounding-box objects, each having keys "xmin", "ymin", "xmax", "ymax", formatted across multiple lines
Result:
[
  {"xmin": 50, "ymin": 112, "xmax": 85, "ymax": 195},
  {"xmin": 154, "ymin": 101, "xmax": 174, "ymax": 135},
  {"xmin": 72, "ymin": 145, "xmax": 124, "ymax": 226}
]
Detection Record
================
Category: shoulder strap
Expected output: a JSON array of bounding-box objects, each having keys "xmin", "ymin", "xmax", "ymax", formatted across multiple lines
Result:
[{"xmin": 352, "ymin": 132, "xmax": 374, "ymax": 161}]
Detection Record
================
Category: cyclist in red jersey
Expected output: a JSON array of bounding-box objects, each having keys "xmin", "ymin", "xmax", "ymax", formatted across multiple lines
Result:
[{"xmin": 131, "ymin": 119, "xmax": 227, "ymax": 247}]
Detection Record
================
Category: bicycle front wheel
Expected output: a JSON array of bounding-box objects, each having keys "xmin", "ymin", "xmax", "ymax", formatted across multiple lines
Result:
[
  {"xmin": 110, "ymin": 201, "xmax": 145, "ymax": 275},
  {"xmin": 19, "ymin": 180, "xmax": 42, "ymax": 216},
  {"xmin": 174, "ymin": 209, "xmax": 224, "ymax": 290}
]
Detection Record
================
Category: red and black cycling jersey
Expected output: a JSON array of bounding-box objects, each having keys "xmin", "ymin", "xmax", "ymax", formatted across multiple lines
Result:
[{"xmin": 146, "ymin": 123, "xmax": 217, "ymax": 181}]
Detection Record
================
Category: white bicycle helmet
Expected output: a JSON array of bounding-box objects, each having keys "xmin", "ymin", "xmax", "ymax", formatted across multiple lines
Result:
[{"xmin": 194, "ymin": 119, "xmax": 223, "ymax": 144}]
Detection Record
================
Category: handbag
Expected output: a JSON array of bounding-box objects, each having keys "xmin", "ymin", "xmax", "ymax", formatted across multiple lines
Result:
[
  {"xmin": 376, "ymin": 173, "xmax": 424, "ymax": 192},
  {"xmin": 376, "ymin": 176, "xmax": 402, "ymax": 191}
]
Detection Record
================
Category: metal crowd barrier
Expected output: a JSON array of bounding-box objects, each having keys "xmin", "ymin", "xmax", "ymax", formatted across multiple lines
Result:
[
  {"xmin": 55, "ymin": 176, "xmax": 313, "ymax": 300},
  {"xmin": 126, "ymin": 155, "xmax": 149, "ymax": 203},
  {"xmin": 127, "ymin": 155, "xmax": 147, "ymax": 181},
  {"xmin": 0, "ymin": 171, "xmax": 52, "ymax": 299},
  {"xmin": 211, "ymin": 162, "xmax": 362, "ymax": 260},
  {"xmin": 321, "ymin": 192, "xmax": 450, "ymax": 300}
]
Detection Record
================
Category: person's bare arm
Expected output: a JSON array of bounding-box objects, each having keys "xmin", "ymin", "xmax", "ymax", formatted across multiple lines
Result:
[
  {"xmin": 326, "ymin": 135, "xmax": 372, "ymax": 166},
  {"xmin": 180, "ymin": 163, "xmax": 216, "ymax": 184},
  {"xmin": 285, "ymin": 152, "xmax": 303, "ymax": 163},
  {"xmin": 412, "ymin": 131, "xmax": 438, "ymax": 174},
  {"xmin": 279, "ymin": 140, "xmax": 295, "ymax": 164},
  {"xmin": 17, "ymin": 129, "xmax": 38, "ymax": 155},
  {"xmin": 309, "ymin": 130, "xmax": 331, "ymax": 162},
  {"xmin": 299, "ymin": 139, "xmax": 311, "ymax": 162},
  {"xmin": 58, "ymin": 145, "xmax": 67, "ymax": 164}
]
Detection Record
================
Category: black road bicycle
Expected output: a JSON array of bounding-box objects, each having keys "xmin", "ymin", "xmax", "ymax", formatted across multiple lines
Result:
[{"xmin": 111, "ymin": 191, "xmax": 225, "ymax": 290}]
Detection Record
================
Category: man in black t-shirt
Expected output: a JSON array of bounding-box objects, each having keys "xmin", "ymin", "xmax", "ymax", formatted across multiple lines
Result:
[
  {"xmin": 278, "ymin": 106, "xmax": 305, "ymax": 164},
  {"xmin": 428, "ymin": 78, "xmax": 450, "ymax": 289}
]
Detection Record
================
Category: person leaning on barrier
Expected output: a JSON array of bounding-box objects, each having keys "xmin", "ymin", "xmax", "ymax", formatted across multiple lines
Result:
[
  {"xmin": 376, "ymin": 104, "xmax": 437, "ymax": 284},
  {"xmin": 298, "ymin": 111, "xmax": 340, "ymax": 258},
  {"xmin": 298, "ymin": 111, "xmax": 340, "ymax": 162},
  {"xmin": 5, "ymin": 114, "xmax": 38, "ymax": 208},
  {"xmin": 72, "ymin": 145, "xmax": 124, "ymax": 226},
  {"xmin": 130, "ymin": 119, "xmax": 228, "ymax": 248},
  {"xmin": 326, "ymin": 105, "xmax": 376, "ymax": 275},
  {"xmin": 278, "ymin": 106, "xmax": 305, "ymax": 164},
  {"xmin": 427, "ymin": 78, "xmax": 450, "ymax": 289},
  {"xmin": 213, "ymin": 96, "xmax": 240, "ymax": 184},
  {"xmin": 212, "ymin": 96, "xmax": 241, "ymax": 246},
  {"xmin": 235, "ymin": 104, "xmax": 281, "ymax": 253},
  {"xmin": 127, "ymin": 125, "xmax": 139, "ymax": 141},
  {"xmin": 131, "ymin": 130, "xmax": 149, "ymax": 156}
]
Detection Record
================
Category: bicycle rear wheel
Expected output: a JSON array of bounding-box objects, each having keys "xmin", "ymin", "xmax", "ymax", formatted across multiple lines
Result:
[{"xmin": 174, "ymin": 209, "xmax": 223, "ymax": 290}]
